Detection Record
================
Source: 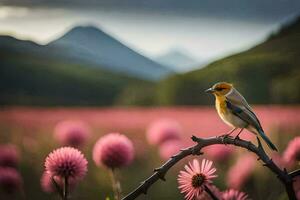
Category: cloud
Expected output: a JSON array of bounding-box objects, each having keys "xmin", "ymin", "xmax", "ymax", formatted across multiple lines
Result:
[
  {"xmin": 0, "ymin": 6, "xmax": 29, "ymax": 19},
  {"xmin": 1, "ymin": 0, "xmax": 299, "ymax": 22}
]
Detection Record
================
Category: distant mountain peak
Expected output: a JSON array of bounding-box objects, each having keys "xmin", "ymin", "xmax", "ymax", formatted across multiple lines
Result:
[
  {"xmin": 48, "ymin": 24, "xmax": 173, "ymax": 80},
  {"xmin": 156, "ymin": 48, "xmax": 200, "ymax": 72},
  {"xmin": 54, "ymin": 25, "xmax": 112, "ymax": 43},
  {"xmin": 66, "ymin": 25, "xmax": 107, "ymax": 35}
]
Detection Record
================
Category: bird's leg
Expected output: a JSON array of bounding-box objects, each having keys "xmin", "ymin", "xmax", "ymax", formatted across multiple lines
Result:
[
  {"xmin": 221, "ymin": 128, "xmax": 237, "ymax": 138},
  {"xmin": 234, "ymin": 128, "xmax": 244, "ymax": 140},
  {"xmin": 221, "ymin": 128, "xmax": 237, "ymax": 144}
]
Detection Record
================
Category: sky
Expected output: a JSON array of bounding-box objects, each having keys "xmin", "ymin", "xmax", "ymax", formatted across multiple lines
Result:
[{"xmin": 0, "ymin": 0, "xmax": 300, "ymax": 62}]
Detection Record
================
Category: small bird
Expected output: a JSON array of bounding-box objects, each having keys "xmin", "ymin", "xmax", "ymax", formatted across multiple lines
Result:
[{"xmin": 205, "ymin": 82, "xmax": 278, "ymax": 151}]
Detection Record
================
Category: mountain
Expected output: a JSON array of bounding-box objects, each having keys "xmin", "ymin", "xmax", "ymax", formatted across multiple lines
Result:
[
  {"xmin": 0, "ymin": 36, "xmax": 154, "ymax": 106},
  {"xmin": 156, "ymin": 16, "xmax": 300, "ymax": 105},
  {"xmin": 155, "ymin": 49, "xmax": 200, "ymax": 72},
  {"xmin": 49, "ymin": 26, "xmax": 173, "ymax": 80}
]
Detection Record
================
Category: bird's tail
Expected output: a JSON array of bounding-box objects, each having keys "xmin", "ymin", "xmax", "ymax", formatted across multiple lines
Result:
[{"xmin": 258, "ymin": 130, "xmax": 278, "ymax": 151}]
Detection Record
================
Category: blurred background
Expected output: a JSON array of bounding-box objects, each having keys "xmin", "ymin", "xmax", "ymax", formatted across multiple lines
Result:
[{"xmin": 0, "ymin": 0, "xmax": 300, "ymax": 199}]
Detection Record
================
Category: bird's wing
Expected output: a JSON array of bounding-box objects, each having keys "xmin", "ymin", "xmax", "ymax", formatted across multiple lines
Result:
[
  {"xmin": 226, "ymin": 88, "xmax": 252, "ymax": 110},
  {"xmin": 226, "ymin": 89, "xmax": 277, "ymax": 151},
  {"xmin": 225, "ymin": 99, "xmax": 262, "ymax": 131}
]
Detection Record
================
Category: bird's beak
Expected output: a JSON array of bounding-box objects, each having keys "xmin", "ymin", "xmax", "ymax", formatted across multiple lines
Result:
[{"xmin": 205, "ymin": 88, "xmax": 215, "ymax": 93}]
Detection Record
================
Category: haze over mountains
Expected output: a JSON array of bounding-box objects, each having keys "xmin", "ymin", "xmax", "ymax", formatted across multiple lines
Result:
[
  {"xmin": 155, "ymin": 49, "xmax": 201, "ymax": 72},
  {"xmin": 1, "ymin": 15, "xmax": 300, "ymax": 106}
]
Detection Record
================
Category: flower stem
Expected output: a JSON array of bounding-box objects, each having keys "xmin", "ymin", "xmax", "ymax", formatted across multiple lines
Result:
[
  {"xmin": 204, "ymin": 185, "xmax": 219, "ymax": 200},
  {"xmin": 63, "ymin": 176, "xmax": 69, "ymax": 200},
  {"xmin": 109, "ymin": 169, "xmax": 122, "ymax": 200}
]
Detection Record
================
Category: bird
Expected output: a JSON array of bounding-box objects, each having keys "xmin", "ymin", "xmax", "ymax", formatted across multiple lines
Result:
[{"xmin": 205, "ymin": 82, "xmax": 278, "ymax": 151}]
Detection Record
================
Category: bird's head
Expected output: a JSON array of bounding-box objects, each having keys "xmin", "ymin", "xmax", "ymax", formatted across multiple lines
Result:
[{"xmin": 205, "ymin": 82, "xmax": 233, "ymax": 96}]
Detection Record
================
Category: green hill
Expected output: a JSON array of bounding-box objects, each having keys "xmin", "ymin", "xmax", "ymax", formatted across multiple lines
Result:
[
  {"xmin": 157, "ymin": 16, "xmax": 300, "ymax": 105},
  {"xmin": 0, "ymin": 38, "xmax": 153, "ymax": 106}
]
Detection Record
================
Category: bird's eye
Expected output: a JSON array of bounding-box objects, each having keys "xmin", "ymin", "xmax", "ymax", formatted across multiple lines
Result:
[{"xmin": 215, "ymin": 88, "xmax": 223, "ymax": 91}]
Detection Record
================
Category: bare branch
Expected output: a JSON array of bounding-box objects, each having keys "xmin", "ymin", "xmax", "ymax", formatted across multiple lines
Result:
[
  {"xmin": 122, "ymin": 135, "xmax": 298, "ymax": 200},
  {"xmin": 290, "ymin": 169, "xmax": 300, "ymax": 178}
]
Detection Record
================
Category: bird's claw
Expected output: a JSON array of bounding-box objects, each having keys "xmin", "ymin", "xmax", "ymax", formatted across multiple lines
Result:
[
  {"xmin": 220, "ymin": 133, "xmax": 231, "ymax": 138},
  {"xmin": 220, "ymin": 133, "xmax": 232, "ymax": 144}
]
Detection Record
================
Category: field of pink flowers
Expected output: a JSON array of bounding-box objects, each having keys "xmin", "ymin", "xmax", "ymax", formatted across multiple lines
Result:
[{"xmin": 0, "ymin": 106, "xmax": 299, "ymax": 200}]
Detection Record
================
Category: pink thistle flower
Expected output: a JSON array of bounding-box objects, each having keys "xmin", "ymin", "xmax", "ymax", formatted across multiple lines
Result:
[
  {"xmin": 45, "ymin": 147, "xmax": 88, "ymax": 180},
  {"xmin": 159, "ymin": 139, "xmax": 184, "ymax": 160},
  {"xmin": 0, "ymin": 144, "xmax": 19, "ymax": 168},
  {"xmin": 93, "ymin": 133, "xmax": 134, "ymax": 169},
  {"xmin": 222, "ymin": 189, "xmax": 249, "ymax": 200},
  {"xmin": 41, "ymin": 172, "xmax": 57, "ymax": 193},
  {"xmin": 0, "ymin": 167, "xmax": 22, "ymax": 193},
  {"xmin": 205, "ymin": 145, "xmax": 234, "ymax": 161},
  {"xmin": 226, "ymin": 155, "xmax": 255, "ymax": 190},
  {"xmin": 54, "ymin": 120, "xmax": 90, "ymax": 148},
  {"xmin": 146, "ymin": 119, "xmax": 181, "ymax": 146},
  {"xmin": 40, "ymin": 172, "xmax": 76, "ymax": 193},
  {"xmin": 271, "ymin": 152, "xmax": 286, "ymax": 169},
  {"xmin": 178, "ymin": 159, "xmax": 217, "ymax": 200},
  {"xmin": 283, "ymin": 137, "xmax": 300, "ymax": 166}
]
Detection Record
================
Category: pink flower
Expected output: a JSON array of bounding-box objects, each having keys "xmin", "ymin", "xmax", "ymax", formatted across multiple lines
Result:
[
  {"xmin": 45, "ymin": 147, "xmax": 88, "ymax": 180},
  {"xmin": 146, "ymin": 119, "xmax": 181, "ymax": 146},
  {"xmin": 40, "ymin": 172, "xmax": 76, "ymax": 193},
  {"xmin": 0, "ymin": 167, "xmax": 22, "ymax": 193},
  {"xmin": 283, "ymin": 137, "xmax": 300, "ymax": 166},
  {"xmin": 54, "ymin": 120, "xmax": 90, "ymax": 148},
  {"xmin": 222, "ymin": 189, "xmax": 249, "ymax": 200},
  {"xmin": 159, "ymin": 140, "xmax": 184, "ymax": 160},
  {"xmin": 40, "ymin": 172, "xmax": 58, "ymax": 193},
  {"xmin": 271, "ymin": 152, "xmax": 286, "ymax": 169},
  {"xmin": 178, "ymin": 159, "xmax": 217, "ymax": 200},
  {"xmin": 0, "ymin": 144, "xmax": 19, "ymax": 168},
  {"xmin": 226, "ymin": 155, "xmax": 255, "ymax": 189},
  {"xmin": 93, "ymin": 133, "xmax": 134, "ymax": 169},
  {"xmin": 205, "ymin": 145, "xmax": 234, "ymax": 161},
  {"xmin": 293, "ymin": 176, "xmax": 300, "ymax": 200}
]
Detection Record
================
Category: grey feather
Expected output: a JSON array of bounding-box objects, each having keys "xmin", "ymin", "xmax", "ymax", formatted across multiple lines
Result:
[
  {"xmin": 225, "ymin": 100, "xmax": 261, "ymax": 131},
  {"xmin": 225, "ymin": 88, "xmax": 278, "ymax": 151},
  {"xmin": 225, "ymin": 88, "xmax": 262, "ymax": 131}
]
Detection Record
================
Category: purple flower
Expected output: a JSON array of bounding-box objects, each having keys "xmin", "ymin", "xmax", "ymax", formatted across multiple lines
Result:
[
  {"xmin": 226, "ymin": 155, "xmax": 255, "ymax": 189},
  {"xmin": 0, "ymin": 167, "xmax": 22, "ymax": 194},
  {"xmin": 0, "ymin": 144, "xmax": 19, "ymax": 168},
  {"xmin": 40, "ymin": 172, "xmax": 58, "ymax": 193},
  {"xmin": 146, "ymin": 119, "xmax": 181, "ymax": 146},
  {"xmin": 45, "ymin": 147, "xmax": 88, "ymax": 180},
  {"xmin": 178, "ymin": 159, "xmax": 217, "ymax": 200},
  {"xmin": 54, "ymin": 120, "xmax": 90, "ymax": 148},
  {"xmin": 93, "ymin": 133, "xmax": 134, "ymax": 169},
  {"xmin": 222, "ymin": 189, "xmax": 249, "ymax": 200},
  {"xmin": 40, "ymin": 172, "xmax": 76, "ymax": 193},
  {"xmin": 159, "ymin": 139, "xmax": 183, "ymax": 160},
  {"xmin": 283, "ymin": 137, "xmax": 300, "ymax": 166}
]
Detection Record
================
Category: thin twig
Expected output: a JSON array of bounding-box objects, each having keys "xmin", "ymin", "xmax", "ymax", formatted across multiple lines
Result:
[
  {"xmin": 204, "ymin": 185, "xmax": 219, "ymax": 200},
  {"xmin": 122, "ymin": 135, "xmax": 299, "ymax": 200}
]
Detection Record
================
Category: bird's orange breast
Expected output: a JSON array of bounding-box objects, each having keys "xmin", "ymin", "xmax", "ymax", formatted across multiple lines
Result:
[{"xmin": 215, "ymin": 95, "xmax": 227, "ymax": 115}]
